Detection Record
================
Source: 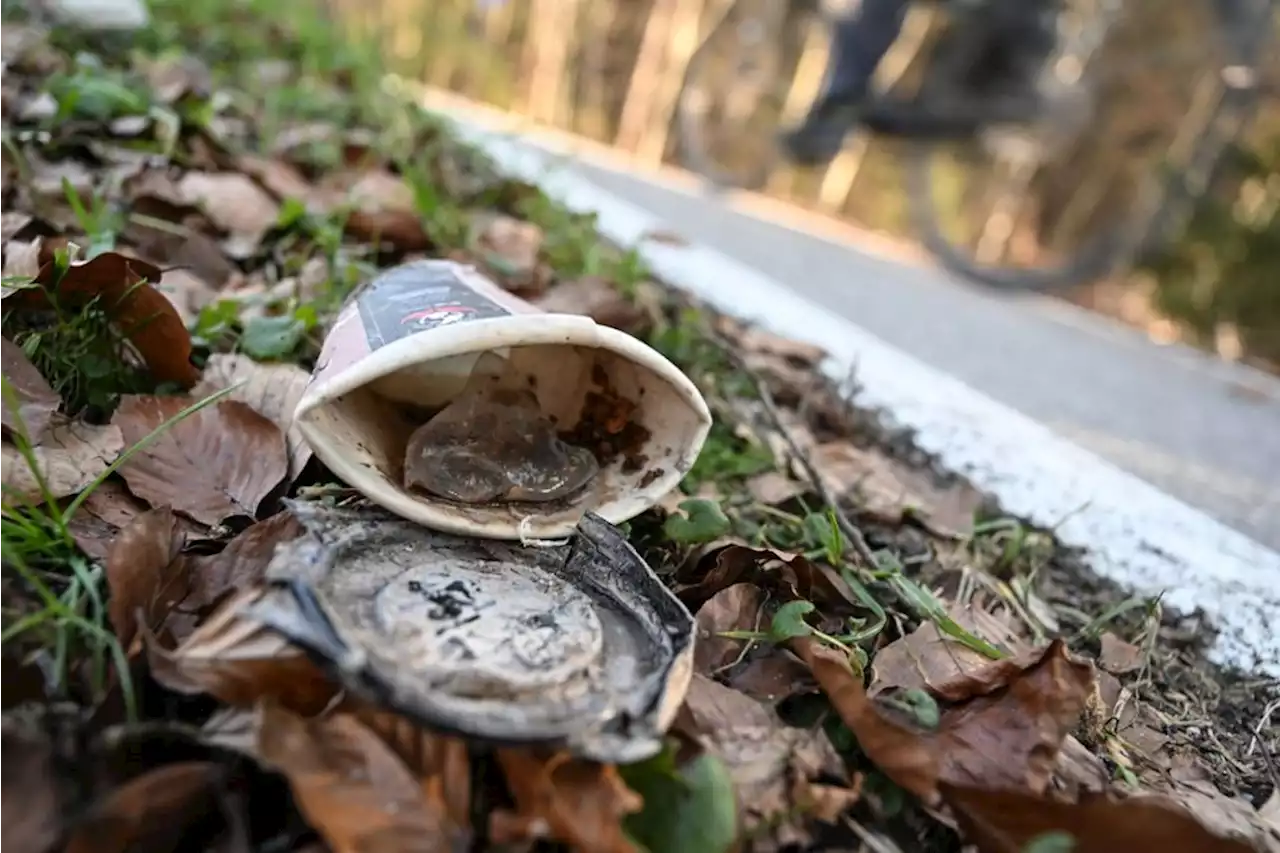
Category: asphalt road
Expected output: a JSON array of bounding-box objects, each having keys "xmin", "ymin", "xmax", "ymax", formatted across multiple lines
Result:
[{"xmin": 545, "ymin": 153, "xmax": 1280, "ymax": 550}]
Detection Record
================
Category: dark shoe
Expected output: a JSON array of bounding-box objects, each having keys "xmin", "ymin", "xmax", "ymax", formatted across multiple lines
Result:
[{"xmin": 779, "ymin": 93, "xmax": 864, "ymax": 166}]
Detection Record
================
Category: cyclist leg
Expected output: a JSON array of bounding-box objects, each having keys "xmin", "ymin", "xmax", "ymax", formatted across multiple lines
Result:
[
  {"xmin": 781, "ymin": 0, "xmax": 910, "ymax": 165},
  {"xmin": 1213, "ymin": 0, "xmax": 1267, "ymax": 71},
  {"xmin": 957, "ymin": 0, "xmax": 1059, "ymax": 115}
]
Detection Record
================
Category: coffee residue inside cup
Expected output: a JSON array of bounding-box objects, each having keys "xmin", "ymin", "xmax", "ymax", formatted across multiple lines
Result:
[{"xmin": 403, "ymin": 352, "xmax": 599, "ymax": 504}]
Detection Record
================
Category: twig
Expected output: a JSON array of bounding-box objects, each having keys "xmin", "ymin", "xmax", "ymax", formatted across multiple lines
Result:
[
  {"xmin": 843, "ymin": 816, "xmax": 906, "ymax": 853},
  {"xmin": 711, "ymin": 591, "xmax": 769, "ymax": 677},
  {"xmin": 1246, "ymin": 695, "xmax": 1279, "ymax": 757},
  {"xmin": 1254, "ymin": 728, "xmax": 1280, "ymax": 794},
  {"xmin": 711, "ymin": 336, "xmax": 880, "ymax": 569},
  {"xmin": 1247, "ymin": 694, "xmax": 1280, "ymax": 791}
]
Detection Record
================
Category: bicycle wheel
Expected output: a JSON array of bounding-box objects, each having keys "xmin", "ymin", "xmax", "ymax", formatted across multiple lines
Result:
[
  {"xmin": 905, "ymin": 0, "xmax": 1268, "ymax": 292},
  {"xmin": 1134, "ymin": 0, "xmax": 1273, "ymax": 259},
  {"xmin": 675, "ymin": 0, "xmax": 829, "ymax": 191}
]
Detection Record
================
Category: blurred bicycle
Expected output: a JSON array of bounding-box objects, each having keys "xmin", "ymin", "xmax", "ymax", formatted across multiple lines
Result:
[{"xmin": 676, "ymin": 0, "xmax": 1273, "ymax": 291}]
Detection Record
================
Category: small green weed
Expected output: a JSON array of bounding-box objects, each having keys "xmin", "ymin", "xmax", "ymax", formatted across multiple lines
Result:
[
  {"xmin": 621, "ymin": 742, "xmax": 738, "ymax": 853},
  {"xmin": 662, "ymin": 498, "xmax": 732, "ymax": 545},
  {"xmin": 1023, "ymin": 831, "xmax": 1076, "ymax": 853},
  {"xmin": 681, "ymin": 423, "xmax": 774, "ymax": 493},
  {"xmin": 720, "ymin": 597, "xmax": 872, "ymax": 675},
  {"xmin": 3, "ymin": 296, "xmax": 158, "ymax": 420},
  {"xmin": 63, "ymin": 180, "xmax": 123, "ymax": 259},
  {"xmin": 45, "ymin": 53, "xmax": 151, "ymax": 124}
]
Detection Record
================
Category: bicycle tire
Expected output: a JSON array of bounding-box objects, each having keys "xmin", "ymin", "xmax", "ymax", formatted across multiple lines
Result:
[
  {"xmin": 674, "ymin": 0, "xmax": 811, "ymax": 191},
  {"xmin": 1134, "ymin": 0, "xmax": 1272, "ymax": 259},
  {"xmin": 904, "ymin": 0, "xmax": 1265, "ymax": 292}
]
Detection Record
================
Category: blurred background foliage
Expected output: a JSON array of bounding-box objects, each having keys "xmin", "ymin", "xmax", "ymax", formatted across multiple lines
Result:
[
  {"xmin": 1141, "ymin": 112, "xmax": 1280, "ymax": 367},
  {"xmin": 329, "ymin": 0, "xmax": 1278, "ymax": 369}
]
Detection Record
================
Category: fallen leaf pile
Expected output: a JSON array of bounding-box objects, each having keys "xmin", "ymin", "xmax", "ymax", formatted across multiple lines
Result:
[{"xmin": 2, "ymin": 10, "xmax": 1276, "ymax": 853}]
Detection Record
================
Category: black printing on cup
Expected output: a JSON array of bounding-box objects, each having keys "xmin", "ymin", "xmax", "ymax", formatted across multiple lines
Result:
[{"xmin": 357, "ymin": 262, "xmax": 511, "ymax": 351}]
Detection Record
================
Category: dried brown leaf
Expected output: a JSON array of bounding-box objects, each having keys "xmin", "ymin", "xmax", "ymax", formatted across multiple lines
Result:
[
  {"xmin": 200, "ymin": 509, "xmax": 301, "ymax": 588},
  {"xmin": 868, "ymin": 618, "xmax": 1004, "ymax": 699},
  {"xmin": 209, "ymin": 257, "xmax": 326, "ymax": 319},
  {"xmin": 177, "ymin": 171, "xmax": 280, "ymax": 246},
  {"xmin": 64, "ymin": 481, "xmax": 145, "ymax": 560},
  {"xmin": 236, "ymin": 154, "xmax": 315, "ymax": 203},
  {"xmin": 122, "ymin": 210, "xmax": 240, "ymax": 291},
  {"xmin": 258, "ymin": 704, "xmax": 460, "ymax": 853},
  {"xmin": 125, "ymin": 169, "xmax": 200, "ymax": 210},
  {"xmin": 694, "ymin": 583, "xmax": 764, "ymax": 675},
  {"xmin": 793, "ymin": 636, "xmax": 941, "ymax": 803},
  {"xmin": 493, "ymin": 749, "xmax": 642, "ymax": 853},
  {"xmin": 147, "ymin": 589, "xmax": 338, "ymax": 714},
  {"xmin": 474, "ymin": 213, "xmax": 543, "ymax": 281},
  {"xmin": 932, "ymin": 642, "xmax": 1095, "ymax": 795},
  {"xmin": 732, "ymin": 325, "xmax": 827, "ymax": 367},
  {"xmin": 142, "ymin": 53, "xmax": 213, "ymax": 104},
  {"xmin": 744, "ymin": 470, "xmax": 806, "ymax": 507},
  {"xmin": 811, "ymin": 441, "xmax": 918, "ymax": 520},
  {"xmin": 1086, "ymin": 678, "xmax": 1174, "ymax": 789},
  {"xmin": 752, "ymin": 418, "xmax": 979, "ymax": 531},
  {"xmin": 2, "ymin": 212, "xmax": 36, "ymax": 243},
  {"xmin": 676, "ymin": 674, "xmax": 854, "ymax": 836},
  {"xmin": 345, "ymin": 169, "xmax": 416, "ymax": 212},
  {"xmin": 270, "ymin": 123, "xmax": 344, "ymax": 161},
  {"xmin": 532, "ymin": 276, "xmax": 648, "ymax": 333},
  {"xmin": 192, "ymin": 354, "xmax": 312, "ymax": 479},
  {"xmin": 940, "ymin": 782, "xmax": 1269, "ymax": 853},
  {"xmin": 1052, "ymin": 735, "xmax": 1110, "ymax": 797},
  {"xmin": 729, "ymin": 654, "xmax": 815, "ymax": 705},
  {"xmin": 152, "ymin": 267, "xmax": 218, "ymax": 326},
  {"xmin": 1, "ymin": 416, "xmax": 124, "ymax": 501},
  {"xmin": 2, "ymin": 237, "xmax": 44, "ymax": 281},
  {"xmin": 112, "ymin": 395, "xmax": 288, "ymax": 526},
  {"xmin": 1, "ymin": 715, "xmax": 68, "ymax": 853},
  {"xmin": 348, "ymin": 705, "xmax": 473, "ymax": 836},
  {"xmin": 675, "ymin": 546, "xmax": 762, "ymax": 610},
  {"xmin": 927, "ymin": 639, "xmax": 1092, "ymax": 704},
  {"xmin": 1, "ymin": 24, "xmax": 62, "ymax": 74},
  {"xmin": 344, "ymin": 208, "xmax": 432, "ymax": 252},
  {"xmin": 105, "ymin": 507, "xmax": 188, "ymax": 652},
  {"xmin": 326, "ymin": 169, "xmax": 431, "ymax": 251},
  {"xmin": 1098, "ymin": 632, "xmax": 1144, "ymax": 675},
  {"xmin": 65, "ymin": 479, "xmax": 208, "ymax": 561},
  {"xmin": 678, "ymin": 544, "xmax": 863, "ymax": 617},
  {"xmin": 63, "ymin": 762, "xmax": 222, "ymax": 853},
  {"xmin": 1, "ymin": 335, "xmax": 60, "ymax": 442},
  {"xmin": 794, "ymin": 637, "xmax": 1096, "ymax": 805},
  {"xmin": 27, "ymin": 156, "xmax": 94, "ymax": 204}
]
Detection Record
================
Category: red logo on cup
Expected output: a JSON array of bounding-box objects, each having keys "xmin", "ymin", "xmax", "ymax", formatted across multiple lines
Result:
[{"xmin": 400, "ymin": 304, "xmax": 477, "ymax": 327}]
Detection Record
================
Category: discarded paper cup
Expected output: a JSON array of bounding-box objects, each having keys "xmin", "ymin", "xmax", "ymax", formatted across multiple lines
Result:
[
  {"xmin": 247, "ymin": 502, "xmax": 695, "ymax": 763},
  {"xmin": 294, "ymin": 259, "xmax": 712, "ymax": 539}
]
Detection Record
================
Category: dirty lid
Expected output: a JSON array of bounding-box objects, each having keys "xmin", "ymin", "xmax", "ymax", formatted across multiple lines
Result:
[{"xmin": 245, "ymin": 501, "xmax": 696, "ymax": 763}]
